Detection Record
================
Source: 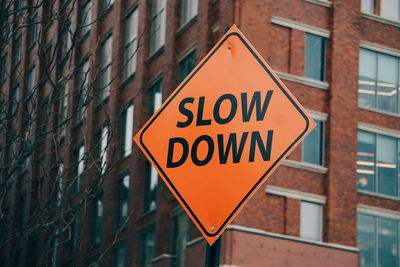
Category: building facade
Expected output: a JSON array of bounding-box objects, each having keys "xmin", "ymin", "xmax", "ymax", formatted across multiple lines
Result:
[{"xmin": 0, "ymin": 0, "xmax": 399, "ymax": 266}]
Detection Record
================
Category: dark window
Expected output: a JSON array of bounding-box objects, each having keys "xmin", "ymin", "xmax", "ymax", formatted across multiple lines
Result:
[
  {"xmin": 150, "ymin": 0, "xmax": 166, "ymax": 54},
  {"xmin": 144, "ymin": 162, "xmax": 157, "ymax": 213},
  {"xmin": 357, "ymin": 130, "xmax": 399, "ymax": 197},
  {"xmin": 13, "ymin": 35, "xmax": 21, "ymax": 66},
  {"xmin": 0, "ymin": 54, "xmax": 6, "ymax": 84},
  {"xmin": 304, "ymin": 33, "xmax": 326, "ymax": 81},
  {"xmin": 302, "ymin": 119, "xmax": 324, "ymax": 165},
  {"xmin": 123, "ymin": 8, "xmax": 138, "ymax": 79},
  {"xmin": 81, "ymin": 1, "xmax": 92, "ymax": 37},
  {"xmin": 116, "ymin": 174, "xmax": 130, "ymax": 229},
  {"xmin": 73, "ymin": 144, "xmax": 85, "ymax": 193},
  {"xmin": 120, "ymin": 104, "xmax": 134, "ymax": 158},
  {"xmin": 178, "ymin": 50, "xmax": 196, "ymax": 83},
  {"xmin": 92, "ymin": 193, "xmax": 103, "ymax": 245},
  {"xmin": 100, "ymin": 35, "xmax": 113, "ymax": 100},
  {"xmin": 103, "ymin": 0, "xmax": 114, "ymax": 11},
  {"xmin": 148, "ymin": 79, "xmax": 163, "ymax": 117},
  {"xmin": 171, "ymin": 211, "xmax": 189, "ymax": 267},
  {"xmin": 69, "ymin": 213, "xmax": 80, "ymax": 258},
  {"xmin": 113, "ymin": 244, "xmax": 126, "ymax": 267},
  {"xmin": 77, "ymin": 60, "xmax": 89, "ymax": 122},
  {"xmin": 140, "ymin": 227, "xmax": 155, "ymax": 267},
  {"xmin": 28, "ymin": 13, "xmax": 38, "ymax": 47}
]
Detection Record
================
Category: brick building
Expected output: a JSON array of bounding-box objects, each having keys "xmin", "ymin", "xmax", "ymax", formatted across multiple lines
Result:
[{"xmin": 0, "ymin": 0, "xmax": 399, "ymax": 266}]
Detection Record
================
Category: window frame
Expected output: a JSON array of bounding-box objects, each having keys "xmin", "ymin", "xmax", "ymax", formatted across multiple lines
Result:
[
  {"xmin": 300, "ymin": 200, "xmax": 323, "ymax": 241},
  {"xmin": 301, "ymin": 112, "xmax": 326, "ymax": 166},
  {"xmin": 304, "ymin": 33, "xmax": 327, "ymax": 82},
  {"xmin": 116, "ymin": 172, "xmax": 130, "ymax": 230},
  {"xmin": 140, "ymin": 225, "xmax": 156, "ymax": 267},
  {"xmin": 180, "ymin": 0, "xmax": 198, "ymax": 26},
  {"xmin": 120, "ymin": 102, "xmax": 134, "ymax": 158},
  {"xmin": 99, "ymin": 33, "xmax": 113, "ymax": 101},
  {"xmin": 178, "ymin": 49, "xmax": 196, "ymax": 83},
  {"xmin": 91, "ymin": 192, "xmax": 104, "ymax": 246},
  {"xmin": 150, "ymin": 0, "xmax": 166, "ymax": 55}
]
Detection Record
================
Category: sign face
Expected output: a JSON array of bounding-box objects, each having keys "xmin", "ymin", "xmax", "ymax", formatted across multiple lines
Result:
[{"xmin": 134, "ymin": 25, "xmax": 316, "ymax": 245}]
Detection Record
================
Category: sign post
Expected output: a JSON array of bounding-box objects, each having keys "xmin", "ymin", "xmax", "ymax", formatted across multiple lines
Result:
[{"xmin": 134, "ymin": 24, "xmax": 315, "ymax": 250}]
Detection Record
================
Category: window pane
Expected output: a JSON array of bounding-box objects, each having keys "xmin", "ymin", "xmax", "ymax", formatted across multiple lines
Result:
[
  {"xmin": 124, "ymin": 9, "xmax": 138, "ymax": 79},
  {"xmin": 377, "ymin": 135, "xmax": 397, "ymax": 196},
  {"xmin": 149, "ymin": 80, "xmax": 163, "ymax": 116},
  {"xmin": 300, "ymin": 201, "xmax": 322, "ymax": 241},
  {"xmin": 305, "ymin": 34, "xmax": 326, "ymax": 81},
  {"xmin": 302, "ymin": 120, "xmax": 323, "ymax": 165},
  {"xmin": 357, "ymin": 131, "xmax": 376, "ymax": 192},
  {"xmin": 81, "ymin": 1, "xmax": 92, "ymax": 36},
  {"xmin": 357, "ymin": 214, "xmax": 375, "ymax": 267},
  {"xmin": 358, "ymin": 49, "xmax": 377, "ymax": 109},
  {"xmin": 150, "ymin": 0, "xmax": 166, "ymax": 53},
  {"xmin": 100, "ymin": 126, "xmax": 109, "ymax": 174},
  {"xmin": 141, "ymin": 228, "xmax": 155, "ymax": 267},
  {"xmin": 377, "ymin": 53, "xmax": 398, "ymax": 113},
  {"xmin": 361, "ymin": 0, "xmax": 374, "ymax": 13},
  {"xmin": 123, "ymin": 104, "xmax": 134, "ymax": 157},
  {"xmin": 381, "ymin": 0, "xmax": 400, "ymax": 21},
  {"xmin": 93, "ymin": 194, "xmax": 103, "ymax": 244},
  {"xmin": 100, "ymin": 36, "xmax": 112, "ymax": 99},
  {"xmin": 171, "ymin": 212, "xmax": 189, "ymax": 267},
  {"xmin": 377, "ymin": 218, "xmax": 398, "ymax": 267},
  {"xmin": 117, "ymin": 174, "xmax": 130, "ymax": 227},
  {"xmin": 144, "ymin": 164, "xmax": 158, "ymax": 212},
  {"xmin": 178, "ymin": 51, "xmax": 196, "ymax": 83},
  {"xmin": 114, "ymin": 245, "xmax": 126, "ymax": 267}
]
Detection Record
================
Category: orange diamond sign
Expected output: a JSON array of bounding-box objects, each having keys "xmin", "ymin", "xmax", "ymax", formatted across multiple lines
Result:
[{"xmin": 134, "ymin": 25, "xmax": 316, "ymax": 245}]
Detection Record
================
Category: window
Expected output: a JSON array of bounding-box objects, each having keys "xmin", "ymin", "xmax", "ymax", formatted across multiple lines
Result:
[
  {"xmin": 140, "ymin": 227, "xmax": 155, "ymax": 267},
  {"xmin": 150, "ymin": 0, "xmax": 166, "ymax": 54},
  {"xmin": 49, "ymin": 228, "xmax": 60, "ymax": 267},
  {"xmin": 61, "ymin": 21, "xmax": 73, "ymax": 59},
  {"xmin": 74, "ymin": 144, "xmax": 85, "ymax": 193},
  {"xmin": 123, "ymin": 8, "xmax": 139, "ymax": 80},
  {"xmin": 58, "ymin": 86, "xmax": 68, "ymax": 136},
  {"xmin": 361, "ymin": 0, "xmax": 374, "ymax": 13},
  {"xmin": 116, "ymin": 174, "xmax": 130, "ymax": 229},
  {"xmin": 81, "ymin": 1, "xmax": 92, "ymax": 37},
  {"xmin": 171, "ymin": 211, "xmax": 189, "ymax": 267},
  {"xmin": 302, "ymin": 119, "xmax": 324, "ymax": 165},
  {"xmin": 0, "ymin": 54, "xmax": 6, "ymax": 84},
  {"xmin": 14, "ymin": 35, "xmax": 21, "ymax": 66},
  {"xmin": 69, "ymin": 214, "xmax": 79, "ymax": 258},
  {"xmin": 121, "ymin": 104, "xmax": 134, "ymax": 158},
  {"xmin": 148, "ymin": 79, "xmax": 163, "ymax": 117},
  {"xmin": 92, "ymin": 193, "xmax": 103, "ymax": 245},
  {"xmin": 178, "ymin": 50, "xmax": 196, "ymax": 83},
  {"xmin": 304, "ymin": 33, "xmax": 326, "ymax": 81},
  {"xmin": 144, "ymin": 162, "xmax": 158, "ymax": 213},
  {"xmin": 54, "ymin": 162, "xmax": 64, "ymax": 208},
  {"xmin": 381, "ymin": 0, "xmax": 400, "ymax": 21},
  {"xmin": 358, "ymin": 48, "xmax": 399, "ymax": 114},
  {"xmin": 358, "ymin": 213, "xmax": 399, "ymax": 267},
  {"xmin": 103, "ymin": 0, "xmax": 114, "ymax": 11},
  {"xmin": 100, "ymin": 35, "xmax": 113, "ymax": 100},
  {"xmin": 180, "ymin": 0, "xmax": 198, "ymax": 26},
  {"xmin": 28, "ymin": 13, "xmax": 38, "ymax": 47},
  {"xmin": 300, "ymin": 201, "xmax": 323, "ymax": 241},
  {"xmin": 99, "ymin": 125, "xmax": 109, "ymax": 175},
  {"xmin": 113, "ymin": 244, "xmax": 126, "ymax": 267},
  {"xmin": 77, "ymin": 60, "xmax": 90, "ymax": 122},
  {"xmin": 27, "ymin": 66, "xmax": 36, "ymax": 93},
  {"xmin": 357, "ymin": 130, "xmax": 399, "ymax": 197}
]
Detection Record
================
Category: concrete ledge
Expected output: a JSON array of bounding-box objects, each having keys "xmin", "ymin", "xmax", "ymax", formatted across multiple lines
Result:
[
  {"xmin": 265, "ymin": 185, "xmax": 326, "ymax": 204},
  {"xmin": 281, "ymin": 159, "xmax": 328, "ymax": 174},
  {"xmin": 361, "ymin": 12, "xmax": 400, "ymax": 28},
  {"xmin": 275, "ymin": 71, "xmax": 329, "ymax": 90},
  {"xmin": 304, "ymin": 0, "xmax": 332, "ymax": 7},
  {"xmin": 271, "ymin": 16, "xmax": 330, "ymax": 37}
]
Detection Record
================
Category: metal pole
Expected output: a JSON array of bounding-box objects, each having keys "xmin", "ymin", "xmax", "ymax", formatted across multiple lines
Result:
[{"xmin": 205, "ymin": 236, "xmax": 221, "ymax": 267}]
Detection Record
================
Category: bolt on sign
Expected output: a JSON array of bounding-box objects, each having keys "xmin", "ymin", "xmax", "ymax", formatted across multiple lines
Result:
[{"xmin": 134, "ymin": 25, "xmax": 316, "ymax": 245}]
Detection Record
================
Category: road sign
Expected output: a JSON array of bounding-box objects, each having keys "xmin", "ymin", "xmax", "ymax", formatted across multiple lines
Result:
[{"xmin": 134, "ymin": 25, "xmax": 316, "ymax": 245}]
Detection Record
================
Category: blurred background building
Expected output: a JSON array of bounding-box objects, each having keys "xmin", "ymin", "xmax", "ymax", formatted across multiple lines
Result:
[{"xmin": 0, "ymin": 0, "xmax": 399, "ymax": 266}]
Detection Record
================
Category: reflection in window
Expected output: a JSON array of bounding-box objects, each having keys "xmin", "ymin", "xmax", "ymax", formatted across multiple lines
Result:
[
  {"xmin": 304, "ymin": 34, "xmax": 326, "ymax": 81},
  {"xmin": 302, "ymin": 119, "xmax": 324, "ymax": 166}
]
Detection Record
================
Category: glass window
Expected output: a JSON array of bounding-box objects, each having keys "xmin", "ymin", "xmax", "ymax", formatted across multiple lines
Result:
[
  {"xmin": 69, "ymin": 214, "xmax": 79, "ymax": 257},
  {"xmin": 28, "ymin": 13, "xmax": 37, "ymax": 47},
  {"xmin": 121, "ymin": 104, "xmax": 134, "ymax": 157},
  {"xmin": 74, "ymin": 144, "xmax": 85, "ymax": 193},
  {"xmin": 361, "ymin": 0, "xmax": 375, "ymax": 13},
  {"xmin": 100, "ymin": 35, "xmax": 113, "ymax": 100},
  {"xmin": 302, "ymin": 119, "xmax": 324, "ymax": 165},
  {"xmin": 141, "ymin": 227, "xmax": 155, "ymax": 267},
  {"xmin": 61, "ymin": 21, "xmax": 72, "ymax": 58},
  {"xmin": 150, "ymin": 0, "xmax": 166, "ymax": 54},
  {"xmin": 359, "ymin": 49, "xmax": 377, "ymax": 109},
  {"xmin": 81, "ymin": 1, "xmax": 92, "ymax": 37},
  {"xmin": 55, "ymin": 162, "xmax": 64, "ymax": 208},
  {"xmin": 123, "ymin": 8, "xmax": 139, "ymax": 79},
  {"xmin": 358, "ymin": 213, "xmax": 400, "ymax": 267},
  {"xmin": 376, "ymin": 135, "xmax": 397, "ymax": 196},
  {"xmin": 171, "ymin": 212, "xmax": 189, "ymax": 267},
  {"xmin": 180, "ymin": 0, "xmax": 198, "ymax": 26},
  {"xmin": 14, "ymin": 35, "xmax": 21, "ymax": 66},
  {"xmin": 381, "ymin": 0, "xmax": 400, "ymax": 21},
  {"xmin": 78, "ymin": 60, "xmax": 90, "ymax": 122},
  {"xmin": 300, "ymin": 201, "xmax": 323, "ymax": 241},
  {"xmin": 0, "ymin": 54, "xmax": 6, "ymax": 84},
  {"xmin": 144, "ymin": 162, "xmax": 158, "ymax": 213},
  {"xmin": 27, "ymin": 66, "xmax": 36, "ymax": 92},
  {"xmin": 114, "ymin": 245, "xmax": 126, "ymax": 267},
  {"xmin": 58, "ymin": 86, "xmax": 68, "ymax": 136},
  {"xmin": 358, "ymin": 48, "xmax": 400, "ymax": 114},
  {"xmin": 377, "ymin": 53, "xmax": 398, "ymax": 113},
  {"xmin": 304, "ymin": 33, "xmax": 326, "ymax": 81},
  {"xmin": 103, "ymin": 0, "xmax": 114, "ymax": 11},
  {"xmin": 357, "ymin": 131, "xmax": 376, "ymax": 192},
  {"xmin": 116, "ymin": 174, "xmax": 130, "ymax": 229},
  {"xmin": 178, "ymin": 50, "xmax": 196, "ymax": 83},
  {"xmin": 100, "ymin": 125, "xmax": 109, "ymax": 175},
  {"xmin": 357, "ymin": 130, "xmax": 399, "ymax": 198},
  {"xmin": 92, "ymin": 193, "xmax": 103, "ymax": 245},
  {"xmin": 148, "ymin": 79, "xmax": 163, "ymax": 117}
]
